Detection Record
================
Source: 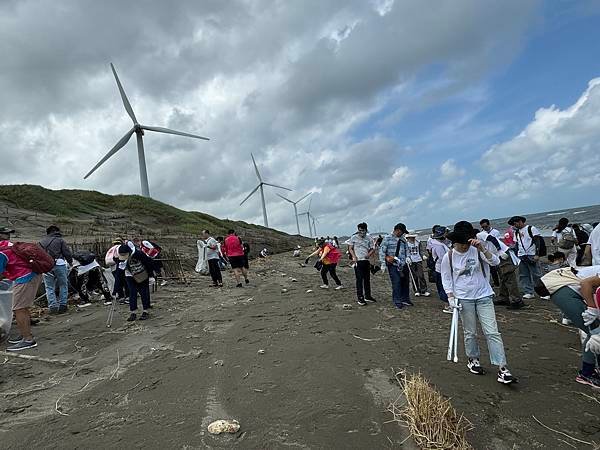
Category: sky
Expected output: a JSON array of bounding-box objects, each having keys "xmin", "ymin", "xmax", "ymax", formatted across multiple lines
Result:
[{"xmin": 1, "ymin": 0, "xmax": 600, "ymax": 236}]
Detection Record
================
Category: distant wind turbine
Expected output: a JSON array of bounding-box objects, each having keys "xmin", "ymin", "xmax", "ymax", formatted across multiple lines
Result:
[
  {"xmin": 84, "ymin": 63, "xmax": 210, "ymax": 198},
  {"xmin": 298, "ymin": 197, "xmax": 315, "ymax": 238},
  {"xmin": 277, "ymin": 192, "xmax": 311, "ymax": 235},
  {"xmin": 240, "ymin": 153, "xmax": 291, "ymax": 228}
]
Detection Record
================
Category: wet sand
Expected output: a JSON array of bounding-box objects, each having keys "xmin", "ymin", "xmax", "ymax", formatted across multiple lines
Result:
[{"xmin": 1, "ymin": 252, "xmax": 599, "ymax": 449}]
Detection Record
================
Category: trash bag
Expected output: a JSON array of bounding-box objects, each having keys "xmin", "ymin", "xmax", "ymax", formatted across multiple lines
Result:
[
  {"xmin": 195, "ymin": 240, "xmax": 209, "ymax": 275},
  {"xmin": 0, "ymin": 280, "xmax": 13, "ymax": 342}
]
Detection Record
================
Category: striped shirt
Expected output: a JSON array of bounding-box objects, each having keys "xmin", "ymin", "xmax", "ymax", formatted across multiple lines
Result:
[{"xmin": 379, "ymin": 234, "xmax": 408, "ymax": 267}]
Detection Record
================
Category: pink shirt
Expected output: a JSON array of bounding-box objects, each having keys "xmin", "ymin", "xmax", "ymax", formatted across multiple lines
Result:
[{"xmin": 222, "ymin": 235, "xmax": 245, "ymax": 257}]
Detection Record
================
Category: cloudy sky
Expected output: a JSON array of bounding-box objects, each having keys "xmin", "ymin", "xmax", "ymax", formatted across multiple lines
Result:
[{"xmin": 2, "ymin": 0, "xmax": 600, "ymax": 236}]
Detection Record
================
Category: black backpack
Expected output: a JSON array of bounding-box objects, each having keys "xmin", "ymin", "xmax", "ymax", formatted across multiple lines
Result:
[{"xmin": 73, "ymin": 250, "xmax": 96, "ymax": 266}]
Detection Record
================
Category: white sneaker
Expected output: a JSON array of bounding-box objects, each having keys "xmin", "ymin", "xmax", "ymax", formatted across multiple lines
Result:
[
  {"xmin": 423, "ymin": 292, "xmax": 431, "ymax": 297},
  {"xmin": 443, "ymin": 305, "xmax": 453, "ymax": 314},
  {"xmin": 319, "ymin": 285, "xmax": 330, "ymax": 289},
  {"xmin": 562, "ymin": 317, "xmax": 572, "ymax": 325},
  {"xmin": 160, "ymin": 280, "xmax": 168, "ymax": 286},
  {"xmin": 522, "ymin": 294, "xmax": 535, "ymax": 299},
  {"xmin": 415, "ymin": 293, "xmax": 421, "ymax": 297},
  {"xmin": 541, "ymin": 296, "xmax": 550, "ymax": 300},
  {"xmin": 335, "ymin": 285, "xmax": 344, "ymax": 290}
]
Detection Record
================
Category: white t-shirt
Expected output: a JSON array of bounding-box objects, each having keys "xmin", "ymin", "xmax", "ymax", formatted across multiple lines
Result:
[
  {"xmin": 487, "ymin": 228, "xmax": 501, "ymax": 240},
  {"xmin": 440, "ymin": 246, "xmax": 499, "ymax": 300},
  {"xmin": 552, "ymin": 227, "xmax": 573, "ymax": 243},
  {"xmin": 515, "ymin": 225, "xmax": 541, "ymax": 257},
  {"xmin": 568, "ymin": 265, "xmax": 600, "ymax": 294},
  {"xmin": 205, "ymin": 237, "xmax": 220, "ymax": 260},
  {"xmin": 588, "ymin": 223, "xmax": 600, "ymax": 266},
  {"xmin": 429, "ymin": 239, "xmax": 449, "ymax": 272}
]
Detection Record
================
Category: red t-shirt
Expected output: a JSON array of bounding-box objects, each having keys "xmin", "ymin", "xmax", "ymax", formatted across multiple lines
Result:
[{"xmin": 222, "ymin": 235, "xmax": 245, "ymax": 257}]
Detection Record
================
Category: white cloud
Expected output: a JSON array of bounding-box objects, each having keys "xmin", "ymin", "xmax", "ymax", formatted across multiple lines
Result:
[{"xmin": 440, "ymin": 159, "xmax": 466, "ymax": 179}]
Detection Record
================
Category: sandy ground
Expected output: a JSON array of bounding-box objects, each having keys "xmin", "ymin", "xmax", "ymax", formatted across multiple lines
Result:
[{"xmin": 1, "ymin": 252, "xmax": 600, "ymax": 449}]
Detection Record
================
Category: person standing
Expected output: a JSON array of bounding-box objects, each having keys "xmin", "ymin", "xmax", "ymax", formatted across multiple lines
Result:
[
  {"xmin": 40, "ymin": 225, "xmax": 73, "ymax": 314},
  {"xmin": 441, "ymin": 221, "xmax": 515, "ymax": 384},
  {"xmin": 306, "ymin": 239, "xmax": 344, "ymax": 289},
  {"xmin": 202, "ymin": 230, "xmax": 223, "ymax": 287},
  {"xmin": 509, "ymin": 216, "xmax": 544, "ymax": 299},
  {"xmin": 429, "ymin": 226, "xmax": 452, "ymax": 313},
  {"xmin": 379, "ymin": 223, "xmax": 412, "ymax": 309},
  {"xmin": 222, "ymin": 230, "xmax": 249, "ymax": 287},
  {"xmin": 348, "ymin": 222, "xmax": 376, "ymax": 306},
  {"xmin": 405, "ymin": 234, "xmax": 430, "ymax": 297},
  {"xmin": 479, "ymin": 219, "xmax": 501, "ymax": 287},
  {"xmin": 117, "ymin": 244, "xmax": 155, "ymax": 321},
  {"xmin": 552, "ymin": 217, "xmax": 577, "ymax": 266},
  {"xmin": 0, "ymin": 242, "xmax": 44, "ymax": 351}
]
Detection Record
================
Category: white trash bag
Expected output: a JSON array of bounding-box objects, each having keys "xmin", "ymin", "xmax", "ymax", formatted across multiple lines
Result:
[
  {"xmin": 195, "ymin": 240, "xmax": 209, "ymax": 275},
  {"xmin": 0, "ymin": 281, "xmax": 13, "ymax": 342}
]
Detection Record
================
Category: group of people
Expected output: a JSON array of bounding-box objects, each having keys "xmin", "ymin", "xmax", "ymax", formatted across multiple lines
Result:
[
  {"xmin": 0, "ymin": 225, "xmax": 167, "ymax": 351},
  {"xmin": 303, "ymin": 217, "xmax": 600, "ymax": 387},
  {"xmin": 199, "ymin": 229, "xmax": 251, "ymax": 288}
]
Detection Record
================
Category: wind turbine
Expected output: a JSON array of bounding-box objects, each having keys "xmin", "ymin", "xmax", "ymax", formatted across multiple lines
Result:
[
  {"xmin": 84, "ymin": 63, "xmax": 210, "ymax": 198},
  {"xmin": 277, "ymin": 192, "xmax": 311, "ymax": 235},
  {"xmin": 311, "ymin": 215, "xmax": 319, "ymax": 237},
  {"xmin": 298, "ymin": 197, "xmax": 315, "ymax": 237},
  {"xmin": 240, "ymin": 153, "xmax": 291, "ymax": 228}
]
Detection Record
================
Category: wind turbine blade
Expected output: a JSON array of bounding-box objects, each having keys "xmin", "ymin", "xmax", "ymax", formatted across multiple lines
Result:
[
  {"xmin": 111, "ymin": 63, "xmax": 138, "ymax": 124},
  {"xmin": 263, "ymin": 183, "xmax": 292, "ymax": 191},
  {"xmin": 276, "ymin": 193, "xmax": 293, "ymax": 203},
  {"xmin": 239, "ymin": 184, "xmax": 261, "ymax": 206},
  {"xmin": 295, "ymin": 192, "xmax": 312, "ymax": 204},
  {"xmin": 142, "ymin": 125, "xmax": 209, "ymax": 140},
  {"xmin": 250, "ymin": 153, "xmax": 262, "ymax": 182},
  {"xmin": 307, "ymin": 197, "xmax": 312, "ymax": 212},
  {"xmin": 84, "ymin": 128, "xmax": 135, "ymax": 179}
]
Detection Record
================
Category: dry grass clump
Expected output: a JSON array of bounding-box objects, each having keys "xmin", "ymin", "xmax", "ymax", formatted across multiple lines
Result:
[{"xmin": 387, "ymin": 369, "xmax": 473, "ymax": 450}]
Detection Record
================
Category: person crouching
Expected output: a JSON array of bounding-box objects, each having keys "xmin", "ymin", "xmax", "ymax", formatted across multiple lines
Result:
[
  {"xmin": 117, "ymin": 244, "xmax": 155, "ymax": 321},
  {"xmin": 441, "ymin": 221, "xmax": 516, "ymax": 384}
]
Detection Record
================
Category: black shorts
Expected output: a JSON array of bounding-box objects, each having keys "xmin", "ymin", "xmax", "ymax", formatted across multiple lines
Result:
[{"xmin": 229, "ymin": 256, "xmax": 245, "ymax": 269}]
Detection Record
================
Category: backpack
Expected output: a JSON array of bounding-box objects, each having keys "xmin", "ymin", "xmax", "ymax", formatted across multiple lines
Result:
[
  {"xmin": 518, "ymin": 226, "xmax": 547, "ymax": 257},
  {"xmin": 558, "ymin": 229, "xmax": 577, "ymax": 250},
  {"xmin": 539, "ymin": 267, "xmax": 580, "ymax": 295},
  {"xmin": 73, "ymin": 250, "xmax": 96, "ymax": 266},
  {"xmin": 9, "ymin": 242, "xmax": 55, "ymax": 274}
]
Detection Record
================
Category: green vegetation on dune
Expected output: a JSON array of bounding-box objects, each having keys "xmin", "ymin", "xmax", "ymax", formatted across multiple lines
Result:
[{"xmin": 0, "ymin": 184, "xmax": 287, "ymax": 237}]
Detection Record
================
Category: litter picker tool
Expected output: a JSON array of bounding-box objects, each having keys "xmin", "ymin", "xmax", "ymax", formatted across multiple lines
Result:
[
  {"xmin": 405, "ymin": 259, "xmax": 419, "ymax": 293},
  {"xmin": 447, "ymin": 308, "xmax": 456, "ymax": 361},
  {"xmin": 452, "ymin": 308, "xmax": 459, "ymax": 363}
]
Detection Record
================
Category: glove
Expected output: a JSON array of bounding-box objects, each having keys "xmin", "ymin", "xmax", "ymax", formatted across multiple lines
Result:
[
  {"xmin": 304, "ymin": 258, "xmax": 310, "ymax": 265},
  {"xmin": 582, "ymin": 307, "xmax": 600, "ymax": 326},
  {"xmin": 448, "ymin": 297, "xmax": 461, "ymax": 309},
  {"xmin": 585, "ymin": 334, "xmax": 600, "ymax": 354}
]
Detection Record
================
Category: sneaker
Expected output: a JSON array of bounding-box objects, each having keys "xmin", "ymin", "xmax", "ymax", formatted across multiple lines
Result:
[
  {"xmin": 48, "ymin": 307, "xmax": 60, "ymax": 315},
  {"xmin": 236, "ymin": 283, "xmax": 243, "ymax": 288},
  {"xmin": 562, "ymin": 317, "xmax": 572, "ymax": 325},
  {"xmin": 575, "ymin": 372, "xmax": 600, "ymax": 389},
  {"xmin": 104, "ymin": 300, "xmax": 113, "ymax": 306},
  {"xmin": 58, "ymin": 305, "xmax": 68, "ymax": 314},
  {"xmin": 319, "ymin": 285, "xmax": 330, "ymax": 289},
  {"xmin": 160, "ymin": 280, "xmax": 168, "ymax": 287},
  {"xmin": 401, "ymin": 300, "xmax": 414, "ymax": 306},
  {"xmin": 357, "ymin": 298, "xmax": 367, "ymax": 306},
  {"xmin": 76, "ymin": 302, "xmax": 92, "ymax": 308},
  {"xmin": 245, "ymin": 278, "xmax": 250, "ymax": 285},
  {"xmin": 497, "ymin": 367, "xmax": 515, "ymax": 384},
  {"xmin": 335, "ymin": 285, "xmax": 344, "ymax": 290},
  {"xmin": 467, "ymin": 358, "xmax": 484, "ymax": 375},
  {"xmin": 6, "ymin": 339, "xmax": 37, "ymax": 352},
  {"xmin": 119, "ymin": 298, "xmax": 129, "ymax": 305},
  {"xmin": 422, "ymin": 292, "xmax": 431, "ymax": 297},
  {"xmin": 540, "ymin": 295, "xmax": 550, "ymax": 300},
  {"xmin": 443, "ymin": 305, "xmax": 454, "ymax": 314},
  {"xmin": 7, "ymin": 335, "xmax": 23, "ymax": 344},
  {"xmin": 139, "ymin": 312, "xmax": 150, "ymax": 321},
  {"xmin": 507, "ymin": 301, "xmax": 526, "ymax": 310},
  {"xmin": 414, "ymin": 292, "xmax": 421, "ymax": 297},
  {"xmin": 364, "ymin": 297, "xmax": 377, "ymax": 303},
  {"xmin": 522, "ymin": 294, "xmax": 535, "ymax": 300},
  {"xmin": 126, "ymin": 313, "xmax": 137, "ymax": 322}
]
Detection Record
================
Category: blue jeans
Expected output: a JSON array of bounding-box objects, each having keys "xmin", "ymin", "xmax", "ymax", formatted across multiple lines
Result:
[
  {"xmin": 43, "ymin": 264, "xmax": 69, "ymax": 308},
  {"xmin": 434, "ymin": 271, "xmax": 448, "ymax": 302},
  {"xmin": 518, "ymin": 256, "xmax": 541, "ymax": 295},
  {"xmin": 459, "ymin": 295, "xmax": 507, "ymax": 367},
  {"xmin": 387, "ymin": 264, "xmax": 409, "ymax": 307}
]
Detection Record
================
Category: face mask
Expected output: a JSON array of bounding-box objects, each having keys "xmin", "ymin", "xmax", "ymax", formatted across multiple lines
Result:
[{"xmin": 358, "ymin": 230, "xmax": 366, "ymax": 236}]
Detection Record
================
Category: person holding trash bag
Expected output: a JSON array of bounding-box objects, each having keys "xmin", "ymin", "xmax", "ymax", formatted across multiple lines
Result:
[{"xmin": 441, "ymin": 221, "xmax": 516, "ymax": 385}]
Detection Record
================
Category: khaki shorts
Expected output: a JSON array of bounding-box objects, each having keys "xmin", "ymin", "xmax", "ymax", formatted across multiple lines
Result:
[{"xmin": 12, "ymin": 275, "xmax": 42, "ymax": 311}]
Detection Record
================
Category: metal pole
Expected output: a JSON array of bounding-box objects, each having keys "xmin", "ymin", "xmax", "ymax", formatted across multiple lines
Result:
[
  {"xmin": 306, "ymin": 214, "xmax": 312, "ymax": 238},
  {"xmin": 136, "ymin": 132, "xmax": 151, "ymax": 198},
  {"xmin": 259, "ymin": 183, "xmax": 268, "ymax": 227}
]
